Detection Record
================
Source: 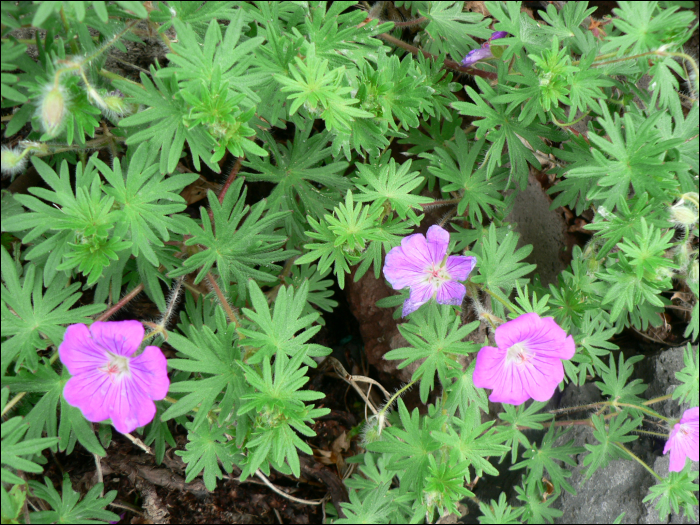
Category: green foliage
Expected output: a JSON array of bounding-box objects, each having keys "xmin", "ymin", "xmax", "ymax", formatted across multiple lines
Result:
[
  {"xmin": 169, "ymin": 178, "xmax": 293, "ymax": 300},
  {"xmin": 238, "ymin": 350, "xmax": 330, "ymax": 480},
  {"xmin": 385, "ymin": 303, "xmax": 479, "ymax": 403},
  {"xmin": 28, "ymin": 475, "xmax": 118, "ymax": 524},
  {"xmin": 175, "ymin": 421, "xmax": 239, "ymax": 492},
  {"xmin": 1, "ymin": 1, "xmax": 698, "ymax": 522}
]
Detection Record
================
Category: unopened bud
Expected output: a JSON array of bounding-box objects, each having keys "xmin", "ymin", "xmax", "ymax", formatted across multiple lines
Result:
[
  {"xmin": 669, "ymin": 202, "xmax": 699, "ymax": 228},
  {"xmin": 39, "ymin": 84, "xmax": 68, "ymax": 137},
  {"xmin": 0, "ymin": 146, "xmax": 28, "ymax": 178},
  {"xmin": 86, "ymin": 86, "xmax": 107, "ymax": 110},
  {"xmin": 101, "ymin": 91, "xmax": 131, "ymax": 121},
  {"xmin": 689, "ymin": 260, "xmax": 699, "ymax": 287}
]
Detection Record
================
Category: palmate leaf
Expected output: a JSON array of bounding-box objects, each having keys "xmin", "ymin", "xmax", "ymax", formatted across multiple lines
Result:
[
  {"xmin": 354, "ymin": 158, "xmax": 432, "ymax": 225},
  {"xmin": 238, "ymin": 351, "xmax": 329, "ymax": 480},
  {"xmin": 582, "ymin": 410, "xmax": 642, "ymax": 480},
  {"xmin": 3, "ymin": 157, "xmax": 124, "ymax": 287},
  {"xmin": 511, "ymin": 424, "xmax": 582, "ymax": 495},
  {"xmin": 583, "ymin": 193, "xmax": 668, "ymax": 257},
  {"xmin": 274, "ymin": 43, "xmax": 373, "ymax": 133},
  {"xmin": 672, "ymin": 344, "xmax": 699, "ymax": 407},
  {"xmin": 170, "ymin": 178, "xmax": 294, "ymax": 301},
  {"xmin": 431, "ymin": 414, "xmax": 508, "ymax": 481},
  {"xmin": 91, "ymin": 145, "xmax": 198, "ymax": 267},
  {"xmin": 453, "ymin": 77, "xmax": 560, "ymax": 189},
  {"xmin": 423, "ymin": 132, "xmax": 507, "ymax": 223},
  {"xmin": 385, "ymin": 303, "xmax": 479, "ymax": 403},
  {"xmin": 419, "ymin": 1, "xmax": 490, "ymax": 59},
  {"xmin": 355, "ymin": 51, "xmax": 434, "ymax": 132},
  {"xmin": 595, "ymin": 353, "xmax": 647, "ymax": 407},
  {"xmin": 242, "ymin": 124, "xmax": 352, "ymax": 242},
  {"xmin": 239, "ymin": 280, "xmax": 331, "ymax": 366},
  {"xmin": 467, "ymin": 223, "xmax": 536, "ymax": 317},
  {"xmin": 300, "ymin": 1, "xmax": 389, "ymax": 67},
  {"xmin": 365, "ymin": 399, "xmax": 446, "ymax": 493},
  {"xmin": 566, "ymin": 102, "xmax": 683, "ymax": 210},
  {"xmin": 643, "ymin": 470, "xmax": 699, "ymax": 522},
  {"xmin": 1, "ymin": 247, "xmax": 104, "ymax": 374},
  {"xmin": 162, "ymin": 318, "xmax": 245, "ymax": 432},
  {"xmin": 115, "ymin": 67, "xmax": 217, "ymax": 174},
  {"xmin": 175, "ymin": 422, "xmax": 238, "ymax": 492},
  {"xmin": 296, "ymin": 191, "xmax": 381, "ymax": 289},
  {"xmin": 162, "ymin": 13, "xmax": 266, "ymax": 105},
  {"xmin": 28, "ymin": 476, "xmax": 118, "ymax": 525},
  {"xmin": 1, "ymin": 387, "xmax": 58, "ymax": 486}
]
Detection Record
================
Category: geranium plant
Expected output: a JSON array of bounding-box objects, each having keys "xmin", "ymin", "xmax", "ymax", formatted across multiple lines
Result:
[{"xmin": 1, "ymin": 1, "xmax": 698, "ymax": 523}]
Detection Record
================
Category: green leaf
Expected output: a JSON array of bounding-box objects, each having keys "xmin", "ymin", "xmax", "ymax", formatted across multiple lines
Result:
[
  {"xmin": 354, "ymin": 158, "xmax": 432, "ymax": 226},
  {"xmin": 163, "ymin": 321, "xmax": 244, "ymax": 431},
  {"xmin": 1, "ymin": 247, "xmax": 104, "ymax": 374},
  {"xmin": 92, "ymin": 146, "xmax": 198, "ymax": 267},
  {"xmin": 175, "ymin": 422, "xmax": 238, "ymax": 492},
  {"xmin": 581, "ymin": 410, "xmax": 642, "ymax": 479},
  {"xmin": 238, "ymin": 351, "xmax": 329, "ymax": 480},
  {"xmin": 242, "ymin": 124, "xmax": 352, "ymax": 242},
  {"xmin": 1, "ymin": 387, "xmax": 58, "ymax": 485},
  {"xmin": 511, "ymin": 424, "xmax": 583, "ymax": 495},
  {"xmin": 643, "ymin": 470, "xmax": 699, "ymax": 522},
  {"xmin": 170, "ymin": 179, "xmax": 293, "ymax": 301},
  {"xmin": 116, "ymin": 67, "xmax": 218, "ymax": 174},
  {"xmin": 420, "ymin": 1, "xmax": 490, "ymax": 59},
  {"xmin": 672, "ymin": 344, "xmax": 699, "ymax": 407},
  {"xmin": 423, "ymin": 132, "xmax": 506, "ymax": 222},
  {"xmin": 296, "ymin": 191, "xmax": 381, "ymax": 289},
  {"xmin": 239, "ymin": 280, "xmax": 331, "ymax": 366},
  {"xmin": 385, "ymin": 303, "xmax": 479, "ymax": 403},
  {"xmin": 566, "ymin": 102, "xmax": 683, "ymax": 210},
  {"xmin": 366, "ymin": 399, "xmax": 446, "ymax": 493},
  {"xmin": 467, "ymin": 223, "xmax": 536, "ymax": 317},
  {"xmin": 28, "ymin": 475, "xmax": 118, "ymax": 524}
]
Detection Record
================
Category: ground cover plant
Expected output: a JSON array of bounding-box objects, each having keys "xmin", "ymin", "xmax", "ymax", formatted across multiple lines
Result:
[{"xmin": 1, "ymin": 1, "xmax": 699, "ymax": 523}]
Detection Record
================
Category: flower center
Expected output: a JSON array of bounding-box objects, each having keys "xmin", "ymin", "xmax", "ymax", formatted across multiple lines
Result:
[
  {"xmin": 99, "ymin": 352, "xmax": 131, "ymax": 383},
  {"xmin": 505, "ymin": 342, "xmax": 533, "ymax": 367},
  {"xmin": 425, "ymin": 263, "xmax": 450, "ymax": 287}
]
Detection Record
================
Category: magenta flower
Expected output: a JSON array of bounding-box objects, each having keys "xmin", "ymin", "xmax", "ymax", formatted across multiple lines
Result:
[
  {"xmin": 472, "ymin": 313, "xmax": 575, "ymax": 405},
  {"xmin": 461, "ymin": 31, "xmax": 508, "ymax": 67},
  {"xmin": 59, "ymin": 321, "xmax": 169, "ymax": 434},
  {"xmin": 383, "ymin": 225, "xmax": 476, "ymax": 317},
  {"xmin": 663, "ymin": 407, "xmax": 699, "ymax": 472}
]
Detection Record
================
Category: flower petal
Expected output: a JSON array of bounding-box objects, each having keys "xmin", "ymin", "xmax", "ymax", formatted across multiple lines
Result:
[
  {"xmin": 89, "ymin": 320, "xmax": 144, "ymax": 357},
  {"xmin": 435, "ymin": 281, "xmax": 466, "ymax": 306},
  {"xmin": 384, "ymin": 244, "xmax": 429, "ymax": 290},
  {"xmin": 59, "ymin": 324, "xmax": 109, "ymax": 376},
  {"xmin": 130, "ymin": 346, "xmax": 170, "ymax": 401},
  {"xmin": 461, "ymin": 46, "xmax": 493, "ymax": 67},
  {"xmin": 425, "ymin": 225, "xmax": 449, "ymax": 264},
  {"xmin": 445, "ymin": 255, "xmax": 476, "ymax": 281},
  {"xmin": 63, "ymin": 371, "xmax": 113, "ymax": 423}
]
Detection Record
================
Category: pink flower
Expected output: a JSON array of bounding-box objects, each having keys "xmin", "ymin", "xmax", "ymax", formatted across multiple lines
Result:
[
  {"xmin": 59, "ymin": 321, "xmax": 169, "ymax": 434},
  {"xmin": 472, "ymin": 313, "xmax": 575, "ymax": 405},
  {"xmin": 461, "ymin": 31, "xmax": 508, "ymax": 67},
  {"xmin": 383, "ymin": 225, "xmax": 476, "ymax": 317},
  {"xmin": 663, "ymin": 407, "xmax": 699, "ymax": 472}
]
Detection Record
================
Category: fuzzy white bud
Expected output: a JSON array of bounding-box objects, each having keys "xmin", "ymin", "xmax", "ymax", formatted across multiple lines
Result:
[
  {"xmin": 0, "ymin": 146, "xmax": 28, "ymax": 178},
  {"xmin": 38, "ymin": 84, "xmax": 68, "ymax": 137}
]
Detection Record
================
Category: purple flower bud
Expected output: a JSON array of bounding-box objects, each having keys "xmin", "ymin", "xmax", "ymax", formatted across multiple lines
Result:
[
  {"xmin": 383, "ymin": 225, "xmax": 476, "ymax": 317},
  {"xmin": 461, "ymin": 31, "xmax": 509, "ymax": 68}
]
